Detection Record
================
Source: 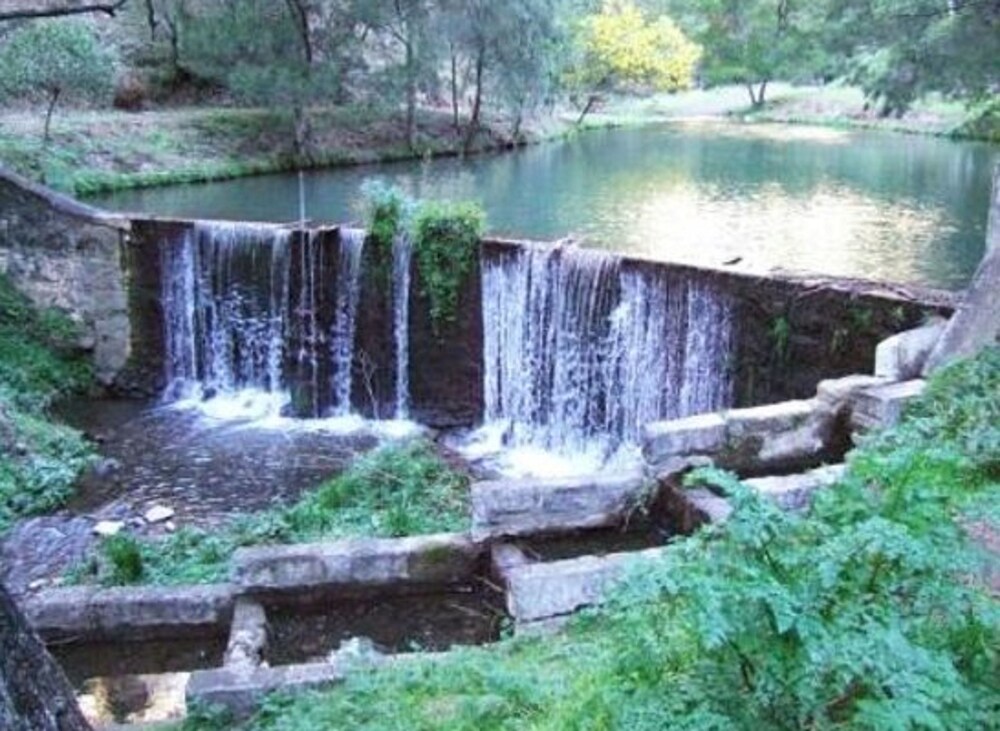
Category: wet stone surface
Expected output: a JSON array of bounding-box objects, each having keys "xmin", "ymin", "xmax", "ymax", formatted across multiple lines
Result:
[{"xmin": 1, "ymin": 398, "xmax": 378, "ymax": 596}]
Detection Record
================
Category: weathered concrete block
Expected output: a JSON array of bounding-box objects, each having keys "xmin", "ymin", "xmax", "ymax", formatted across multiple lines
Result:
[
  {"xmin": 25, "ymin": 584, "xmax": 236, "ymax": 641},
  {"xmin": 471, "ymin": 472, "xmax": 646, "ymax": 539},
  {"xmin": 233, "ymin": 534, "xmax": 483, "ymax": 595},
  {"xmin": 722, "ymin": 399, "xmax": 835, "ymax": 473},
  {"xmin": 642, "ymin": 413, "xmax": 727, "ymax": 471},
  {"xmin": 850, "ymin": 380, "xmax": 926, "ymax": 432},
  {"xmin": 224, "ymin": 599, "xmax": 268, "ymax": 669},
  {"xmin": 745, "ymin": 464, "xmax": 846, "ymax": 512},
  {"xmin": 816, "ymin": 375, "xmax": 890, "ymax": 409},
  {"xmin": 875, "ymin": 319, "xmax": 946, "ymax": 381},
  {"xmin": 505, "ymin": 548, "xmax": 667, "ymax": 624},
  {"xmin": 187, "ymin": 663, "xmax": 347, "ymax": 719}
]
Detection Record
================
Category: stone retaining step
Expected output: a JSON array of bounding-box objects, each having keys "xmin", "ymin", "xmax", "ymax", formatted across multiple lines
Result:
[
  {"xmin": 233, "ymin": 533, "xmax": 483, "ymax": 595},
  {"xmin": 744, "ymin": 464, "xmax": 846, "ymax": 512},
  {"xmin": 25, "ymin": 584, "xmax": 236, "ymax": 641},
  {"xmin": 505, "ymin": 547, "xmax": 667, "ymax": 627},
  {"xmin": 850, "ymin": 380, "xmax": 927, "ymax": 432},
  {"xmin": 471, "ymin": 472, "xmax": 647, "ymax": 540}
]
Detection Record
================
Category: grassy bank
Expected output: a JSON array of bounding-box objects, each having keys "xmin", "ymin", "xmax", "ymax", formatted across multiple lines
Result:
[
  {"xmin": 0, "ymin": 104, "xmax": 543, "ymax": 197},
  {"xmin": 76, "ymin": 440, "xmax": 469, "ymax": 587},
  {"xmin": 0, "ymin": 274, "xmax": 93, "ymax": 534},
  {"xmin": 1, "ymin": 85, "xmax": 993, "ymax": 201},
  {"xmin": 183, "ymin": 348, "xmax": 999, "ymax": 730}
]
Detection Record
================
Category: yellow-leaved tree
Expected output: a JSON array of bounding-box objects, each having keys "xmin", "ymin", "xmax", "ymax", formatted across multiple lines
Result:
[{"xmin": 571, "ymin": 0, "xmax": 701, "ymax": 124}]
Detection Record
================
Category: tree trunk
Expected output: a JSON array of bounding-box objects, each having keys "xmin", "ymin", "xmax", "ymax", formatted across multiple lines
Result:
[
  {"xmin": 462, "ymin": 47, "xmax": 485, "ymax": 154},
  {"xmin": 575, "ymin": 94, "xmax": 599, "ymax": 126},
  {"xmin": 757, "ymin": 80, "xmax": 769, "ymax": 107},
  {"xmin": 405, "ymin": 35, "xmax": 416, "ymax": 150},
  {"xmin": 292, "ymin": 105, "xmax": 312, "ymax": 161},
  {"xmin": 43, "ymin": 88, "xmax": 60, "ymax": 144},
  {"xmin": 0, "ymin": 582, "xmax": 92, "ymax": 731},
  {"xmin": 450, "ymin": 49, "xmax": 459, "ymax": 131},
  {"xmin": 746, "ymin": 81, "xmax": 768, "ymax": 108},
  {"xmin": 745, "ymin": 83, "xmax": 758, "ymax": 107}
]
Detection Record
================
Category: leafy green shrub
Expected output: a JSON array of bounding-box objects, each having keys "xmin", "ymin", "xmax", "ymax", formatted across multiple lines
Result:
[
  {"xmin": 411, "ymin": 201, "xmax": 485, "ymax": 334},
  {"xmin": 359, "ymin": 180, "xmax": 414, "ymax": 289},
  {"xmin": 0, "ymin": 274, "xmax": 93, "ymax": 533},
  {"xmin": 83, "ymin": 440, "xmax": 470, "ymax": 586},
  {"xmin": 189, "ymin": 349, "xmax": 999, "ymax": 731}
]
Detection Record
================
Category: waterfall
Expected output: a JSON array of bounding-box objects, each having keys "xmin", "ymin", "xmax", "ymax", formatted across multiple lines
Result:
[
  {"xmin": 328, "ymin": 228, "xmax": 365, "ymax": 416},
  {"xmin": 392, "ymin": 233, "xmax": 413, "ymax": 419},
  {"xmin": 161, "ymin": 221, "xmax": 292, "ymax": 413},
  {"xmin": 481, "ymin": 243, "xmax": 733, "ymax": 461}
]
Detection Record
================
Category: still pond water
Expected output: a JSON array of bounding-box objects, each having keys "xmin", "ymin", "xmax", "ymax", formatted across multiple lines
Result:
[{"xmin": 88, "ymin": 121, "xmax": 999, "ymax": 290}]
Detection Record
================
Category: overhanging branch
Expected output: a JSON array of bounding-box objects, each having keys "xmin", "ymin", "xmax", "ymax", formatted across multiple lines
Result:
[{"xmin": 0, "ymin": 0, "xmax": 129, "ymax": 22}]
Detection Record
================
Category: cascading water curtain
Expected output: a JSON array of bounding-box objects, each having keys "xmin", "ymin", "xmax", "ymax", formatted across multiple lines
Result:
[
  {"xmin": 482, "ymin": 243, "xmax": 734, "ymax": 459},
  {"xmin": 160, "ymin": 221, "xmax": 292, "ymax": 403},
  {"xmin": 328, "ymin": 228, "xmax": 365, "ymax": 416},
  {"xmin": 392, "ymin": 232, "xmax": 414, "ymax": 419}
]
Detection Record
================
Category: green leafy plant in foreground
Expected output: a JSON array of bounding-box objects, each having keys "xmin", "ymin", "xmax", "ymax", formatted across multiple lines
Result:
[
  {"xmin": 88, "ymin": 439, "xmax": 469, "ymax": 586},
  {"xmin": 179, "ymin": 348, "xmax": 999, "ymax": 731}
]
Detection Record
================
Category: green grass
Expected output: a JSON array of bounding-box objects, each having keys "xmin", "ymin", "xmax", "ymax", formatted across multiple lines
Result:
[
  {"xmin": 0, "ymin": 273, "xmax": 93, "ymax": 533},
  {"xmin": 180, "ymin": 348, "xmax": 999, "ymax": 730},
  {"xmin": 80, "ymin": 439, "xmax": 469, "ymax": 586}
]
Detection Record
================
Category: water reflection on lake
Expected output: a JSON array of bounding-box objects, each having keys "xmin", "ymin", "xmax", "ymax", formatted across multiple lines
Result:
[{"xmin": 88, "ymin": 120, "xmax": 999, "ymax": 289}]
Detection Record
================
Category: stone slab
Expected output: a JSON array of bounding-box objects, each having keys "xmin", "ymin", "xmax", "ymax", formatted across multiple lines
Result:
[
  {"xmin": 745, "ymin": 464, "xmax": 846, "ymax": 512},
  {"xmin": 233, "ymin": 533, "xmax": 483, "ymax": 595},
  {"xmin": 187, "ymin": 663, "xmax": 347, "ymax": 719},
  {"xmin": 850, "ymin": 380, "xmax": 927, "ymax": 432},
  {"xmin": 642, "ymin": 413, "xmax": 727, "ymax": 463},
  {"xmin": 471, "ymin": 472, "xmax": 646, "ymax": 539},
  {"xmin": 816, "ymin": 375, "xmax": 890, "ymax": 409},
  {"xmin": 505, "ymin": 547, "xmax": 667, "ymax": 623},
  {"xmin": 25, "ymin": 584, "xmax": 237, "ymax": 641},
  {"xmin": 224, "ymin": 598, "xmax": 268, "ymax": 669},
  {"xmin": 875, "ymin": 319, "xmax": 946, "ymax": 381}
]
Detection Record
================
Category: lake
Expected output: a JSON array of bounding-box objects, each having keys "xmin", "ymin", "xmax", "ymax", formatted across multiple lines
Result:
[{"xmin": 88, "ymin": 121, "xmax": 999, "ymax": 290}]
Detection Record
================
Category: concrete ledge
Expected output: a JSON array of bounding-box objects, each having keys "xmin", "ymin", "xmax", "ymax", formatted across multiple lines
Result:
[
  {"xmin": 850, "ymin": 380, "xmax": 926, "ymax": 432},
  {"xmin": 25, "ymin": 584, "xmax": 237, "ymax": 641},
  {"xmin": 187, "ymin": 663, "xmax": 347, "ymax": 719},
  {"xmin": 0, "ymin": 165, "xmax": 130, "ymax": 231},
  {"xmin": 233, "ymin": 533, "xmax": 484, "ymax": 595},
  {"xmin": 471, "ymin": 472, "xmax": 646, "ymax": 539},
  {"xmin": 505, "ymin": 548, "xmax": 667, "ymax": 624},
  {"xmin": 745, "ymin": 464, "xmax": 846, "ymax": 512}
]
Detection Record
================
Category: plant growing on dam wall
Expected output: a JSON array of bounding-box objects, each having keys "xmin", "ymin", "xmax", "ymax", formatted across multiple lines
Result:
[
  {"xmin": 0, "ymin": 273, "xmax": 93, "ymax": 533},
  {"xmin": 412, "ymin": 200, "xmax": 485, "ymax": 335},
  {"xmin": 358, "ymin": 181, "xmax": 486, "ymax": 335}
]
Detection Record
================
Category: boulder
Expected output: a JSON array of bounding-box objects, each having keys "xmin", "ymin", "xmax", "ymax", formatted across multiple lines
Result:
[{"xmin": 874, "ymin": 318, "xmax": 946, "ymax": 380}]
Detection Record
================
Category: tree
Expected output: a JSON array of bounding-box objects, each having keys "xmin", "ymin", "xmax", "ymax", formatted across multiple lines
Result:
[
  {"xmin": 1, "ymin": 582, "xmax": 92, "ymax": 731},
  {"xmin": 179, "ymin": 0, "xmax": 361, "ymax": 158},
  {"xmin": 571, "ymin": 0, "xmax": 702, "ymax": 123},
  {"xmin": 0, "ymin": 19, "xmax": 117, "ymax": 142},
  {"xmin": 658, "ymin": 0, "xmax": 818, "ymax": 107},
  {"xmin": 824, "ymin": 0, "xmax": 1000, "ymax": 116}
]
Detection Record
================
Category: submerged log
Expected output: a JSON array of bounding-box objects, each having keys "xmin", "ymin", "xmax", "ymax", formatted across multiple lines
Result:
[{"xmin": 0, "ymin": 582, "xmax": 91, "ymax": 731}]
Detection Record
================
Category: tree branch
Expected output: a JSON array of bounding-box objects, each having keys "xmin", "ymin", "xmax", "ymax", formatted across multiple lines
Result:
[{"xmin": 0, "ymin": 0, "xmax": 129, "ymax": 22}]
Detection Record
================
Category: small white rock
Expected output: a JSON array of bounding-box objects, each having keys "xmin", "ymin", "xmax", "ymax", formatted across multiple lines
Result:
[
  {"xmin": 164, "ymin": 521, "xmax": 177, "ymax": 533},
  {"xmin": 144, "ymin": 505, "xmax": 175, "ymax": 523},
  {"xmin": 28, "ymin": 578, "xmax": 51, "ymax": 591},
  {"xmin": 93, "ymin": 520, "xmax": 125, "ymax": 537}
]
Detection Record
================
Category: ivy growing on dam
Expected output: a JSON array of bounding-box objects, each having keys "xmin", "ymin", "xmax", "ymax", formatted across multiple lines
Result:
[
  {"xmin": 412, "ymin": 200, "xmax": 485, "ymax": 335},
  {"xmin": 358, "ymin": 181, "xmax": 486, "ymax": 335}
]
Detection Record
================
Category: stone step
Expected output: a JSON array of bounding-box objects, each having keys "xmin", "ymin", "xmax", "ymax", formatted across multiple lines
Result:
[
  {"xmin": 471, "ymin": 472, "xmax": 647, "ymax": 540},
  {"xmin": 850, "ymin": 379, "xmax": 926, "ymax": 432},
  {"xmin": 504, "ymin": 547, "xmax": 667, "ymax": 629},
  {"xmin": 744, "ymin": 464, "xmax": 846, "ymax": 512}
]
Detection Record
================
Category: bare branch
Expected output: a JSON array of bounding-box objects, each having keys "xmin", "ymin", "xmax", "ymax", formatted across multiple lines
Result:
[{"xmin": 0, "ymin": 0, "xmax": 129, "ymax": 22}]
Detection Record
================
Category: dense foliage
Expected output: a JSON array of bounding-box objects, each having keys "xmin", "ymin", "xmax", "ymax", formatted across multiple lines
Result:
[
  {"xmin": 84, "ymin": 439, "xmax": 469, "ymax": 586},
  {"xmin": 0, "ymin": 274, "xmax": 92, "ymax": 534},
  {"xmin": 360, "ymin": 179, "xmax": 414, "ymax": 288},
  {"xmin": 182, "ymin": 348, "xmax": 999, "ymax": 730}
]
